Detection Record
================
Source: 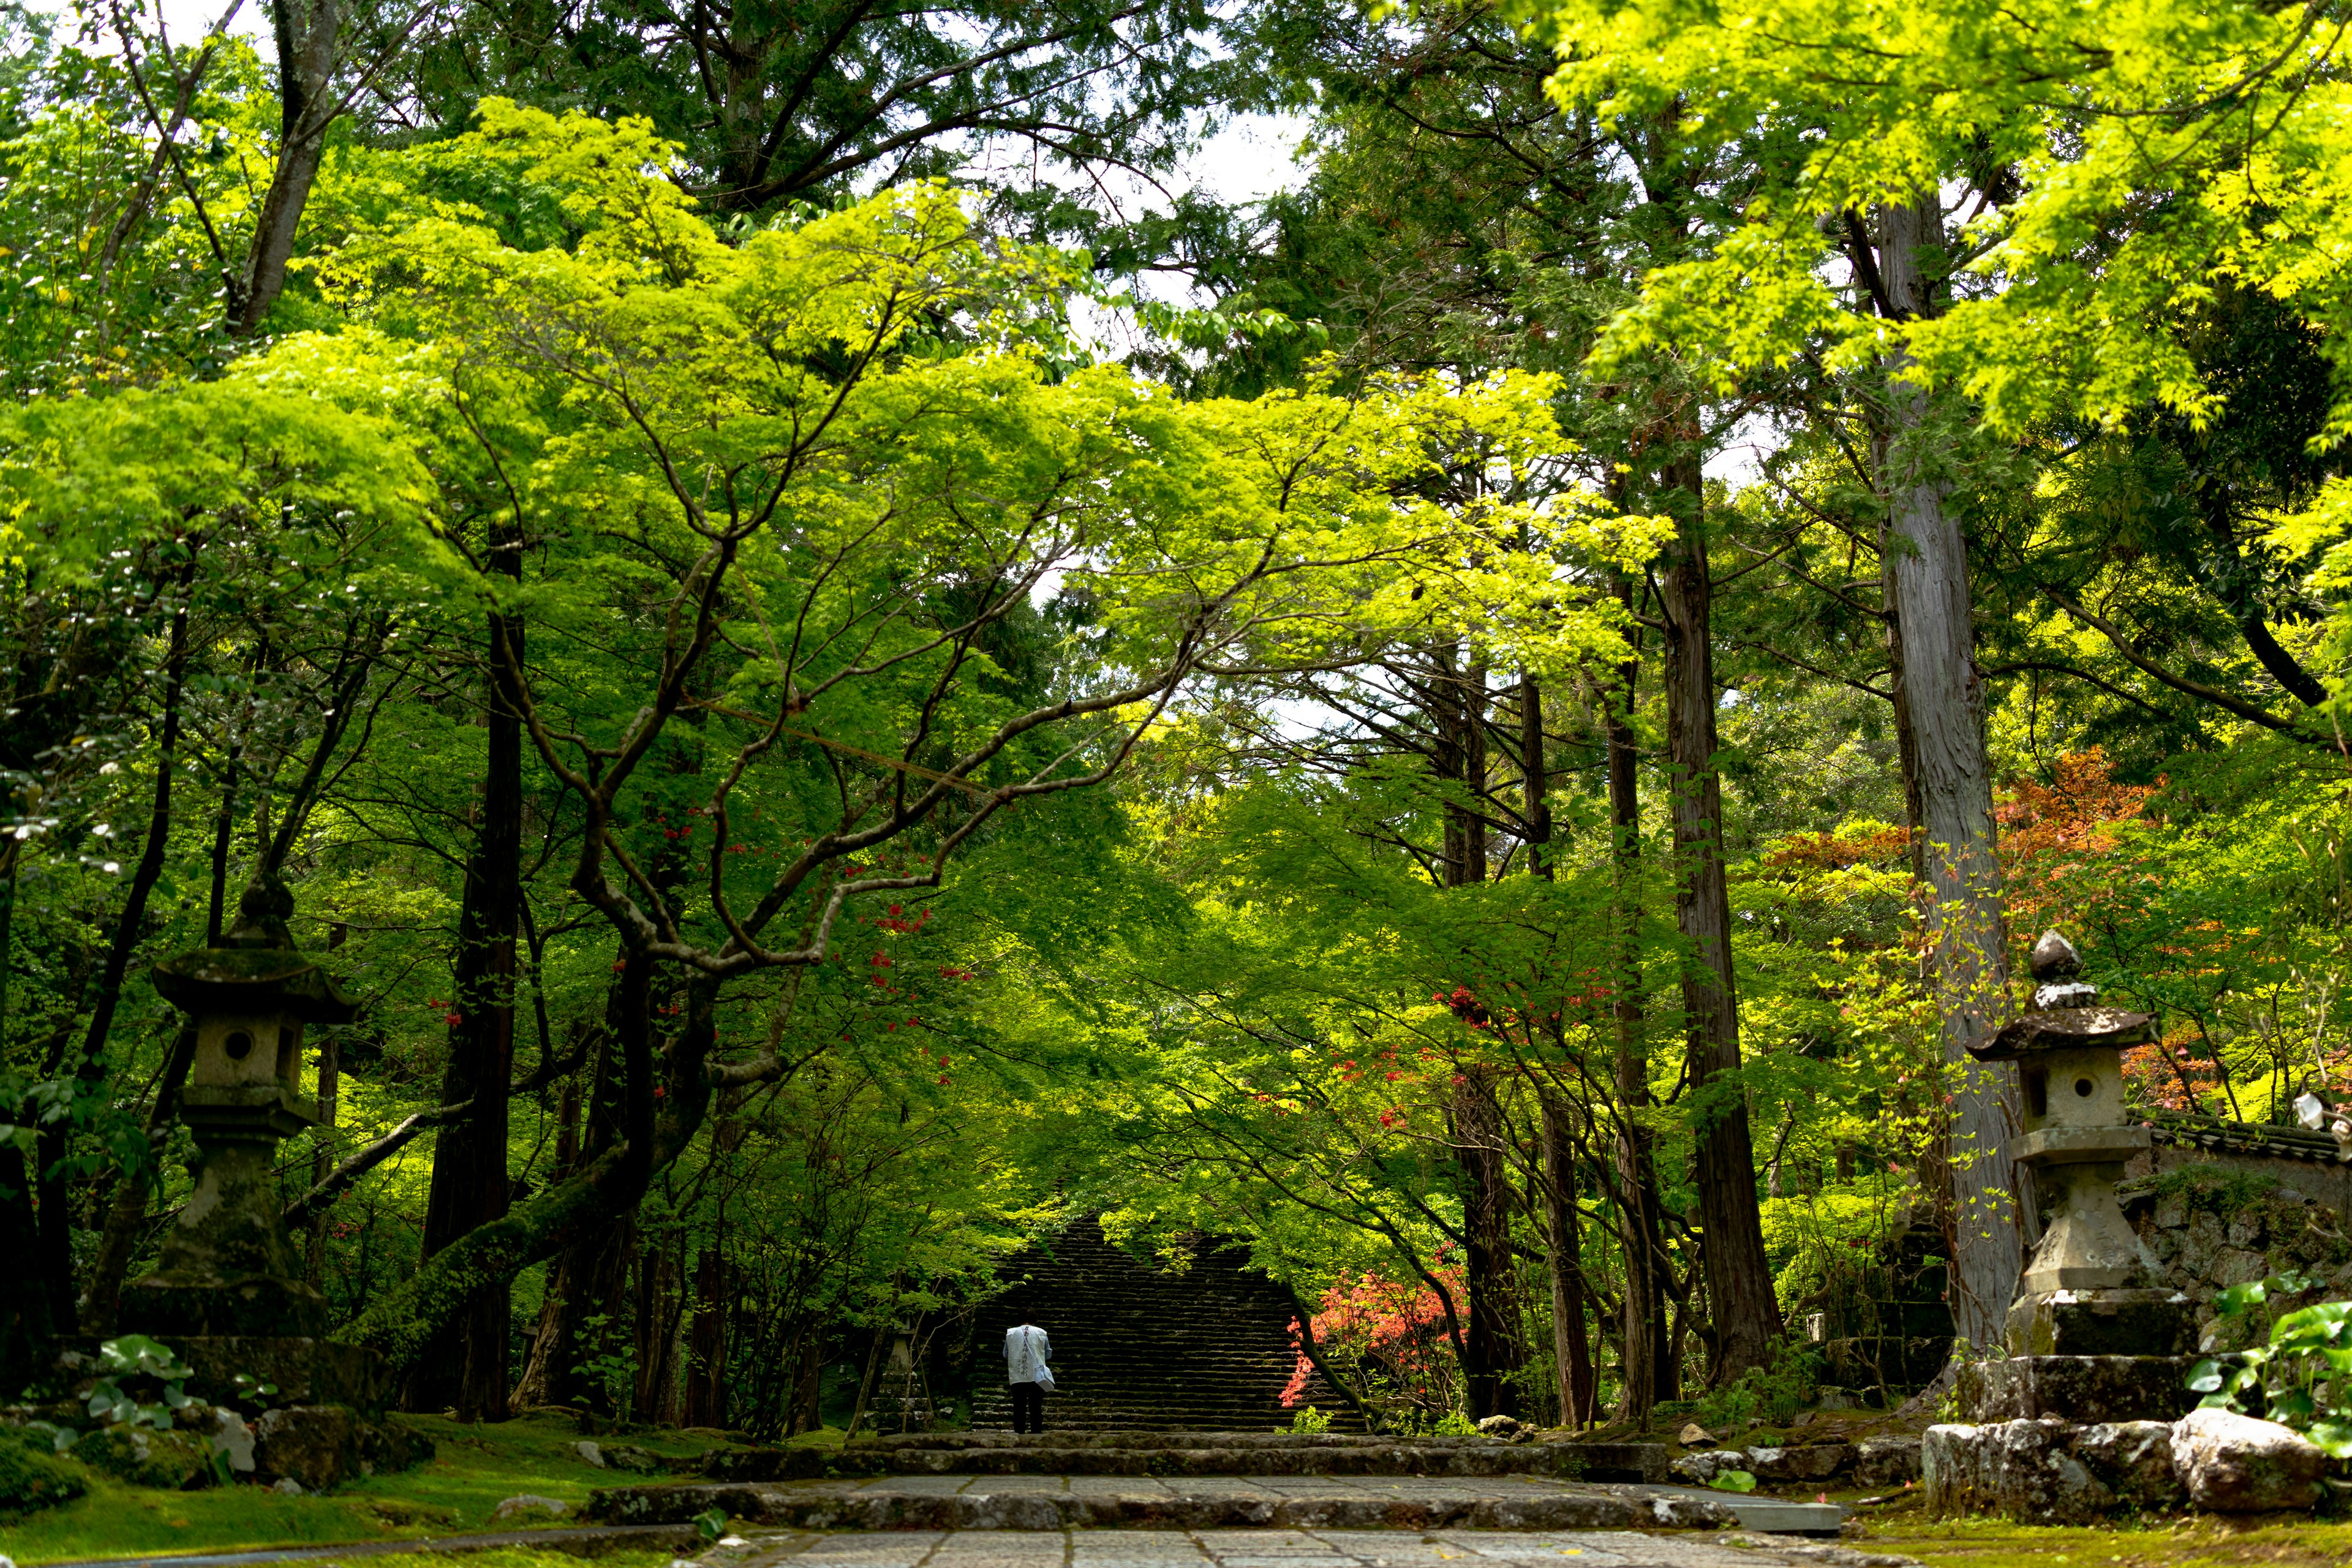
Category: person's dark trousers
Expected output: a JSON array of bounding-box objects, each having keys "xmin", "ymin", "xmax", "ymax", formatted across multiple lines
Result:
[{"xmin": 1009, "ymin": 1381, "xmax": 1044, "ymax": 1434}]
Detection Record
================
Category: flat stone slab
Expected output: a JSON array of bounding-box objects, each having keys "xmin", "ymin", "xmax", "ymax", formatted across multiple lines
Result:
[
  {"xmin": 590, "ymin": 1475, "xmax": 1759, "ymax": 1535},
  {"xmin": 1649, "ymin": 1490, "xmax": 1844, "ymax": 1537}
]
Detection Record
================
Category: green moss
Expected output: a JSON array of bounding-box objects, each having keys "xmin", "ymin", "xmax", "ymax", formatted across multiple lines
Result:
[
  {"xmin": 1853, "ymin": 1513, "xmax": 2352, "ymax": 1568},
  {"xmin": 5, "ymin": 1412, "xmax": 724, "ymax": 1565},
  {"xmin": 0, "ymin": 1428, "xmax": 89, "ymax": 1513},
  {"xmin": 2130, "ymin": 1162, "xmax": 2282, "ymax": 1212}
]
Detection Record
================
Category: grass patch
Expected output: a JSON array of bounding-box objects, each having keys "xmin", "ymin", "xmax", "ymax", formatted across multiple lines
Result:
[
  {"xmin": 2, "ymin": 1412, "xmax": 733, "ymax": 1566},
  {"xmin": 1851, "ymin": 1514, "xmax": 2352, "ymax": 1568}
]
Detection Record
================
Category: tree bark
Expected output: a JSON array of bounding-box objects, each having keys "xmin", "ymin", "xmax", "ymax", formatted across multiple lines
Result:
[
  {"xmin": 1604, "ymin": 585, "xmax": 1673, "ymax": 1421},
  {"xmin": 1520, "ymin": 674, "xmax": 1550, "ymax": 878},
  {"xmin": 0, "ymin": 1144, "xmax": 50, "ymax": 1391},
  {"xmin": 1540, "ymin": 1091, "xmax": 1595, "ymax": 1427},
  {"xmin": 511, "ymin": 996, "xmax": 638, "ymax": 1409},
  {"xmin": 635, "ymin": 1234, "xmax": 682, "ymax": 1422},
  {"xmin": 1873, "ymin": 196, "xmax": 2022, "ymax": 1355},
  {"xmin": 231, "ymin": 0, "xmax": 340, "ymax": 333},
  {"xmin": 407, "ymin": 595, "xmax": 523, "ymax": 1420},
  {"xmin": 680, "ymin": 1246, "xmax": 729, "ymax": 1428},
  {"xmin": 1655, "ymin": 458, "xmax": 1783, "ymax": 1384},
  {"xmin": 1453, "ymin": 1066, "xmax": 1524, "ymax": 1417}
]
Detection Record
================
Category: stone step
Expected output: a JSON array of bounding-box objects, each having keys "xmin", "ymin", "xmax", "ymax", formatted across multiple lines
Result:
[
  {"xmin": 875, "ymin": 1446, "xmax": 1667, "ymax": 1483},
  {"xmin": 586, "ymin": 1477, "xmax": 1749, "ymax": 1533}
]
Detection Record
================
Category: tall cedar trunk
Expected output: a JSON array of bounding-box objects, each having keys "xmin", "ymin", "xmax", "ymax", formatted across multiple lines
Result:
[
  {"xmin": 1874, "ymin": 197, "xmax": 2022, "ymax": 1353},
  {"xmin": 1654, "ymin": 459, "xmax": 1783, "ymax": 1382},
  {"xmin": 635, "ymin": 1236, "xmax": 682, "ymax": 1421},
  {"xmin": 1603, "ymin": 589, "xmax": 1673, "ymax": 1419},
  {"xmin": 680, "ymin": 1246, "xmax": 729, "ymax": 1428},
  {"xmin": 233, "ymin": 0, "xmax": 338, "ymax": 333},
  {"xmin": 1433, "ymin": 642, "xmax": 1488, "ymax": 886},
  {"xmin": 844, "ymin": 1317, "xmax": 888, "ymax": 1440},
  {"xmin": 513, "ymin": 1010, "xmax": 633, "ymax": 1409},
  {"xmin": 794, "ymin": 1325, "xmax": 826, "ymax": 1434},
  {"xmin": 0, "ymin": 1144, "xmax": 48, "ymax": 1389},
  {"xmin": 1540, "ymin": 1091, "xmax": 1596, "ymax": 1427},
  {"xmin": 1464, "ymin": 651, "xmax": 1488, "ymax": 881},
  {"xmin": 1520, "ymin": 675, "xmax": 1551, "ymax": 878},
  {"xmin": 58, "ymin": 587, "xmax": 190, "ymax": 1330},
  {"xmin": 408, "ymin": 597, "xmax": 523, "ymax": 1420},
  {"xmin": 679, "ymin": 1101, "xmax": 742, "ymax": 1427},
  {"xmin": 1454, "ymin": 1067, "xmax": 1524, "ymax": 1417}
]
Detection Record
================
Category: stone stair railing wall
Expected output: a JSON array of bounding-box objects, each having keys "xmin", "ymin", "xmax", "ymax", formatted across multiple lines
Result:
[{"xmin": 965, "ymin": 1216, "xmax": 1359, "ymax": 1432}]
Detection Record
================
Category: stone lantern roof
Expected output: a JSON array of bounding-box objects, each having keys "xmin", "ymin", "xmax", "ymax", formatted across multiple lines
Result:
[{"xmin": 150, "ymin": 947, "xmax": 359, "ymax": 1025}]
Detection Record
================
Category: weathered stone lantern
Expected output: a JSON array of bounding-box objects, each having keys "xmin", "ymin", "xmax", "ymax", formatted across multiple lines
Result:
[
  {"xmin": 121, "ymin": 937, "xmax": 355, "ymax": 1338},
  {"xmin": 1956, "ymin": 930, "xmax": 2196, "ymax": 1422},
  {"xmin": 43, "ymin": 886, "xmax": 433, "ymax": 1491}
]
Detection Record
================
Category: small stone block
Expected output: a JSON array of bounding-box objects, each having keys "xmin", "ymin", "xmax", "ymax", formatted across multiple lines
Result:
[
  {"xmin": 2005, "ymin": 1291, "xmax": 2195, "ymax": 1357},
  {"xmin": 1958, "ymin": 1356, "xmax": 2198, "ymax": 1423}
]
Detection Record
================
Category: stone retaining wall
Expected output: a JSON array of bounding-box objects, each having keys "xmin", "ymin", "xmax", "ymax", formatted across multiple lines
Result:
[{"xmin": 2119, "ymin": 1158, "xmax": 2352, "ymax": 1344}]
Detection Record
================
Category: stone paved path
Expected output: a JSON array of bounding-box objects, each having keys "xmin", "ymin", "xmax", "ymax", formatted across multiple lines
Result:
[{"xmin": 717, "ymin": 1529, "xmax": 1903, "ymax": 1568}]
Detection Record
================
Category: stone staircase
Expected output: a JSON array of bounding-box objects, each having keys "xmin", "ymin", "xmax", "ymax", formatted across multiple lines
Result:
[
  {"xmin": 841, "ymin": 1431, "xmax": 1671, "ymax": 1482},
  {"xmin": 965, "ymin": 1216, "xmax": 1360, "ymax": 1433}
]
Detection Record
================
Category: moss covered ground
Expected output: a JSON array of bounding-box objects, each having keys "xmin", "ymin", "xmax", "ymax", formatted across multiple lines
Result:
[
  {"xmin": 8, "ymin": 1414, "xmax": 2350, "ymax": 1568},
  {"xmin": 1, "ymin": 1412, "xmax": 835, "ymax": 1565},
  {"xmin": 1846, "ymin": 1512, "xmax": 2352, "ymax": 1568}
]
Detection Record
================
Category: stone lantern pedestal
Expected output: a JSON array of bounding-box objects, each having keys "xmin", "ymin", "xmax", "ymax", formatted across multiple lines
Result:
[{"xmin": 72, "ymin": 920, "xmax": 434, "ymax": 1490}]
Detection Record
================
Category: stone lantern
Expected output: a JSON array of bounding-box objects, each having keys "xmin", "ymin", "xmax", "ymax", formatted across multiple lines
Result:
[
  {"xmin": 121, "ymin": 933, "xmax": 355, "ymax": 1339},
  {"xmin": 1956, "ymin": 930, "xmax": 2195, "ymax": 1422}
]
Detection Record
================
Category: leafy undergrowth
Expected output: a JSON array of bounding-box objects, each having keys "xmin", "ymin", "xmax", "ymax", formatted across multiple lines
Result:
[
  {"xmin": 1849, "ymin": 1515, "xmax": 2352, "ymax": 1568},
  {"xmin": 2, "ymin": 1412, "xmax": 772, "ymax": 1565}
]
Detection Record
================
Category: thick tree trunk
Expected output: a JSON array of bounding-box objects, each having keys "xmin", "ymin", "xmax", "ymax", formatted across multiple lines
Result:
[
  {"xmin": 1540, "ymin": 1092, "xmax": 1596, "ymax": 1427},
  {"xmin": 1654, "ymin": 460, "xmax": 1783, "ymax": 1384},
  {"xmin": 635, "ymin": 1236, "xmax": 682, "ymax": 1422},
  {"xmin": 1874, "ymin": 197, "xmax": 2022, "ymax": 1355},
  {"xmin": 1432, "ymin": 642, "xmax": 1489, "ymax": 886},
  {"xmin": 513, "ymin": 1017, "xmax": 634, "ymax": 1410},
  {"xmin": 1603, "ymin": 592, "xmax": 1673, "ymax": 1422},
  {"xmin": 1453, "ymin": 1067, "xmax": 1524, "ymax": 1417},
  {"xmin": 232, "ymin": 0, "xmax": 339, "ymax": 333},
  {"xmin": 407, "ymin": 603, "xmax": 524, "ymax": 1420},
  {"xmin": 1520, "ymin": 674, "xmax": 1551, "ymax": 878},
  {"xmin": 680, "ymin": 1246, "xmax": 729, "ymax": 1428},
  {"xmin": 0, "ymin": 1144, "xmax": 53, "ymax": 1391}
]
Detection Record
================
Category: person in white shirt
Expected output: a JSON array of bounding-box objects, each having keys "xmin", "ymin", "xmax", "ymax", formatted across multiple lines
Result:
[{"xmin": 1003, "ymin": 1321, "xmax": 1051, "ymax": 1434}]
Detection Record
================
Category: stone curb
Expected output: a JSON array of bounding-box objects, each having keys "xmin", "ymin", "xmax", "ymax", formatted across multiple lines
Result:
[{"xmin": 588, "ymin": 1482, "xmax": 1737, "ymax": 1533}]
